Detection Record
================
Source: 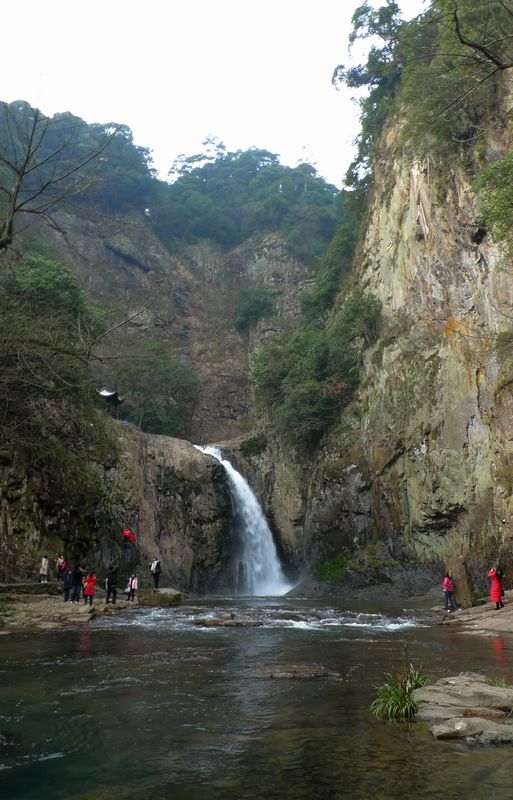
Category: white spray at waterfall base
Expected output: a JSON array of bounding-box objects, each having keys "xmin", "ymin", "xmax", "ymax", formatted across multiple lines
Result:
[{"xmin": 196, "ymin": 445, "xmax": 293, "ymax": 597}]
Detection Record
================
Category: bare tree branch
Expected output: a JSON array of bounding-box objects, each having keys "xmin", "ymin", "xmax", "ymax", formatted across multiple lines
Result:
[{"xmin": 0, "ymin": 102, "xmax": 119, "ymax": 252}]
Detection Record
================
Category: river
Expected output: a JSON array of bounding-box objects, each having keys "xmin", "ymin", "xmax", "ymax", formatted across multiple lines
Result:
[{"xmin": 1, "ymin": 595, "xmax": 513, "ymax": 800}]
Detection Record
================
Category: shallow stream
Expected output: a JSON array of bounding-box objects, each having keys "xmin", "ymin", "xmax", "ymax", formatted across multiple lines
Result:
[{"xmin": 1, "ymin": 596, "xmax": 513, "ymax": 800}]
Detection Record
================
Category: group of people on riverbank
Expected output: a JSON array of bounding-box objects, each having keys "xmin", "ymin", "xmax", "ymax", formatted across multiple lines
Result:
[
  {"xmin": 443, "ymin": 564, "xmax": 506, "ymax": 612},
  {"xmin": 35, "ymin": 523, "xmax": 165, "ymax": 604},
  {"xmin": 38, "ymin": 551, "xmax": 161, "ymax": 604},
  {"xmin": 60, "ymin": 564, "xmax": 139, "ymax": 605}
]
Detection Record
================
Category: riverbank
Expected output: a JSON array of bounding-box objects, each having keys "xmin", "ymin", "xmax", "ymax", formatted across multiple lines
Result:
[
  {"xmin": 442, "ymin": 590, "xmax": 513, "ymax": 636},
  {"xmin": 0, "ymin": 591, "xmax": 139, "ymax": 634}
]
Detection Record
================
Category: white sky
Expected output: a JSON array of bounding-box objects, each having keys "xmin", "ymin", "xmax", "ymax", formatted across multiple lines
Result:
[{"xmin": 2, "ymin": 0, "xmax": 426, "ymax": 188}]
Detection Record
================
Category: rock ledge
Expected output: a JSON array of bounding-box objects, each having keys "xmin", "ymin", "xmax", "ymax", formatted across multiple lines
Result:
[{"xmin": 413, "ymin": 672, "xmax": 513, "ymax": 743}]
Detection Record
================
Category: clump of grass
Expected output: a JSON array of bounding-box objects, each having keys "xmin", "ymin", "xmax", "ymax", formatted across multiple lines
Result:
[
  {"xmin": 371, "ymin": 645, "xmax": 428, "ymax": 720},
  {"xmin": 486, "ymin": 676, "xmax": 509, "ymax": 688}
]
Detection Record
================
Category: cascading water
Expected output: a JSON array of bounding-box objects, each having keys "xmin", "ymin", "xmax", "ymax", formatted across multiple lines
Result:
[{"xmin": 196, "ymin": 445, "xmax": 293, "ymax": 596}]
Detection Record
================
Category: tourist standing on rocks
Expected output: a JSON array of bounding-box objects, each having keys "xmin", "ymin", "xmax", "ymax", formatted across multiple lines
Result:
[
  {"xmin": 443, "ymin": 570, "xmax": 458, "ymax": 613},
  {"xmin": 122, "ymin": 528, "xmax": 136, "ymax": 562},
  {"xmin": 105, "ymin": 565, "xmax": 118, "ymax": 604},
  {"xmin": 126, "ymin": 573, "xmax": 138, "ymax": 601},
  {"xmin": 56, "ymin": 555, "xmax": 67, "ymax": 581},
  {"xmin": 39, "ymin": 555, "xmax": 49, "ymax": 583},
  {"xmin": 150, "ymin": 558, "xmax": 161, "ymax": 588},
  {"xmin": 488, "ymin": 565, "xmax": 505, "ymax": 610},
  {"xmin": 83, "ymin": 571, "xmax": 97, "ymax": 606},
  {"xmin": 63, "ymin": 569, "xmax": 73, "ymax": 602},
  {"xmin": 71, "ymin": 564, "xmax": 84, "ymax": 603}
]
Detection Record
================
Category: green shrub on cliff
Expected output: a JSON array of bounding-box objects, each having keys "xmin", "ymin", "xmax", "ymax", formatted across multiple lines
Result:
[
  {"xmin": 315, "ymin": 553, "xmax": 349, "ymax": 583},
  {"xmin": 336, "ymin": 1, "xmax": 512, "ymax": 194},
  {"xmin": 254, "ymin": 291, "xmax": 381, "ymax": 444},
  {"xmin": 0, "ymin": 252, "xmax": 116, "ymax": 550},
  {"xmin": 235, "ymin": 282, "xmax": 276, "ymax": 333},
  {"xmin": 110, "ymin": 339, "xmax": 199, "ymax": 437},
  {"xmin": 476, "ymin": 153, "xmax": 513, "ymax": 253}
]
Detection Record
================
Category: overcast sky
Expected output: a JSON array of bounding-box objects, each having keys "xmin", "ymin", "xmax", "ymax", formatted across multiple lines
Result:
[{"xmin": 2, "ymin": 1, "xmax": 426, "ymax": 188}]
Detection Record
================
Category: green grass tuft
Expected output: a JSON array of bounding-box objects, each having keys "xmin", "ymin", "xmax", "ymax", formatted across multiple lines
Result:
[
  {"xmin": 486, "ymin": 676, "xmax": 509, "ymax": 688},
  {"xmin": 371, "ymin": 646, "xmax": 428, "ymax": 720}
]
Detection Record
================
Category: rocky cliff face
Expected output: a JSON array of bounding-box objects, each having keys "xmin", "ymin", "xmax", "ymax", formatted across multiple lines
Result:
[
  {"xmin": 37, "ymin": 211, "xmax": 310, "ymax": 443},
  {"xmin": 102, "ymin": 423, "xmax": 233, "ymax": 591},
  {"xmin": 254, "ymin": 127, "xmax": 513, "ymax": 581},
  {"xmin": 0, "ymin": 421, "xmax": 232, "ymax": 592}
]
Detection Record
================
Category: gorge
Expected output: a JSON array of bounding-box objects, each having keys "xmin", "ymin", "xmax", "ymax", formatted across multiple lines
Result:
[
  {"xmin": 2, "ymin": 2, "xmax": 513, "ymax": 601},
  {"xmin": 6, "ymin": 3, "xmax": 513, "ymax": 799}
]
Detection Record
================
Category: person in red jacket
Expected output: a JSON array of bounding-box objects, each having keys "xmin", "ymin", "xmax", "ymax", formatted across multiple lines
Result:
[
  {"xmin": 487, "ymin": 565, "xmax": 505, "ymax": 610},
  {"xmin": 83, "ymin": 571, "xmax": 97, "ymax": 606},
  {"xmin": 122, "ymin": 528, "xmax": 136, "ymax": 562}
]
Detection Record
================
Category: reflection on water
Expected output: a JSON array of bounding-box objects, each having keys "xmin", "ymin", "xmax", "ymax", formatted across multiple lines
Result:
[{"xmin": 1, "ymin": 598, "xmax": 513, "ymax": 800}]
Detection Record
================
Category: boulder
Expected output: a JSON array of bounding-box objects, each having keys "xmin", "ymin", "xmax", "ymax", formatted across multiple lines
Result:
[
  {"xmin": 137, "ymin": 588, "xmax": 181, "ymax": 607},
  {"xmin": 431, "ymin": 717, "xmax": 513, "ymax": 742}
]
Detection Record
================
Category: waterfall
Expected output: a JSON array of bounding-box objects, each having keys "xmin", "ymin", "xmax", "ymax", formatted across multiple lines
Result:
[{"xmin": 196, "ymin": 445, "xmax": 293, "ymax": 597}]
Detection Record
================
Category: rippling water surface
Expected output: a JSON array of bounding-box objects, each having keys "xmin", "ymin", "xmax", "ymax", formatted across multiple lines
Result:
[{"xmin": 1, "ymin": 596, "xmax": 513, "ymax": 800}]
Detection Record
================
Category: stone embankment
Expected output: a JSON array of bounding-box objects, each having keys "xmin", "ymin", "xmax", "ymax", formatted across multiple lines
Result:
[{"xmin": 413, "ymin": 673, "xmax": 513, "ymax": 743}]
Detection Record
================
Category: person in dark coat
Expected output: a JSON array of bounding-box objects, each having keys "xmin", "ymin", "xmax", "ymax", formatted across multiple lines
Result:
[
  {"xmin": 105, "ymin": 565, "xmax": 118, "ymax": 604},
  {"xmin": 71, "ymin": 565, "xmax": 84, "ymax": 603},
  {"xmin": 63, "ymin": 569, "xmax": 73, "ymax": 602},
  {"xmin": 150, "ymin": 558, "xmax": 161, "ymax": 589},
  {"xmin": 488, "ymin": 565, "xmax": 505, "ymax": 610}
]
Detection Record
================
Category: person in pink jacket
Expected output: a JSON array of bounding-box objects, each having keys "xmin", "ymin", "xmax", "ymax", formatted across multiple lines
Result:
[
  {"xmin": 442, "ymin": 570, "xmax": 458, "ymax": 612},
  {"xmin": 125, "ymin": 573, "xmax": 138, "ymax": 601},
  {"xmin": 487, "ymin": 565, "xmax": 505, "ymax": 610}
]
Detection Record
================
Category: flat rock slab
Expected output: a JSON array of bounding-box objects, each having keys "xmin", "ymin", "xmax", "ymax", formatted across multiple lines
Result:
[
  {"xmin": 413, "ymin": 672, "xmax": 513, "ymax": 743},
  {"xmin": 251, "ymin": 664, "xmax": 340, "ymax": 679},
  {"xmin": 0, "ymin": 594, "xmax": 136, "ymax": 633},
  {"xmin": 417, "ymin": 705, "xmax": 506, "ymax": 723}
]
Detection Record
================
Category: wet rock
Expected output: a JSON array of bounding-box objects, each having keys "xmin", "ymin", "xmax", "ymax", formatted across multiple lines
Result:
[
  {"xmin": 417, "ymin": 704, "xmax": 506, "ymax": 723},
  {"xmin": 414, "ymin": 672, "xmax": 513, "ymax": 743},
  {"xmin": 137, "ymin": 588, "xmax": 181, "ymax": 607},
  {"xmin": 192, "ymin": 617, "xmax": 261, "ymax": 628},
  {"xmin": 431, "ymin": 717, "xmax": 510, "ymax": 740},
  {"xmin": 251, "ymin": 664, "xmax": 340, "ymax": 679}
]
